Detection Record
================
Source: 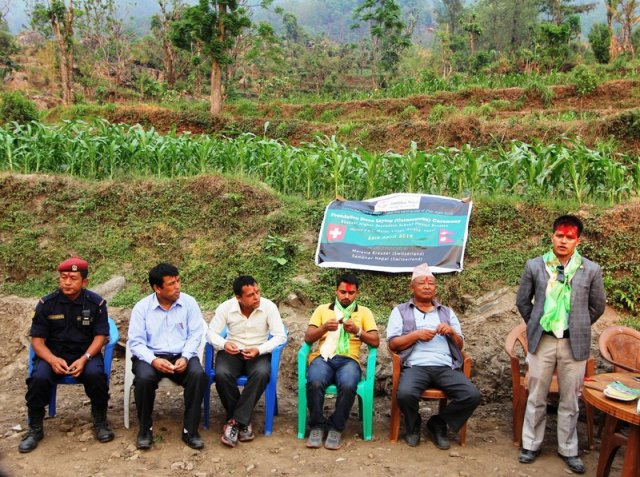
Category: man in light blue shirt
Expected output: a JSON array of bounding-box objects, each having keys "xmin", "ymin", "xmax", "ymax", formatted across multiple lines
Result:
[
  {"xmin": 387, "ymin": 263, "xmax": 480, "ymax": 449},
  {"xmin": 128, "ymin": 263, "xmax": 207, "ymax": 451}
]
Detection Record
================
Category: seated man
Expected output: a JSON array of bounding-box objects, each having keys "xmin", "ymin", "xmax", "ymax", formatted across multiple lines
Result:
[
  {"xmin": 127, "ymin": 262, "xmax": 207, "ymax": 450},
  {"xmin": 387, "ymin": 263, "xmax": 481, "ymax": 449},
  {"xmin": 303, "ymin": 273, "xmax": 379, "ymax": 450},
  {"xmin": 207, "ymin": 275, "xmax": 286, "ymax": 448},
  {"xmin": 20, "ymin": 257, "xmax": 114, "ymax": 453}
]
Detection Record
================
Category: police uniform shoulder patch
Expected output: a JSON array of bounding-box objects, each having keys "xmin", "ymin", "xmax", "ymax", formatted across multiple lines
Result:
[
  {"xmin": 40, "ymin": 290, "xmax": 61, "ymax": 304},
  {"xmin": 85, "ymin": 289, "xmax": 106, "ymax": 306}
]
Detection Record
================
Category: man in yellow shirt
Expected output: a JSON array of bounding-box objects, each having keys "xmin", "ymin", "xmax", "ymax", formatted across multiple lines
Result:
[{"xmin": 303, "ymin": 273, "xmax": 379, "ymax": 450}]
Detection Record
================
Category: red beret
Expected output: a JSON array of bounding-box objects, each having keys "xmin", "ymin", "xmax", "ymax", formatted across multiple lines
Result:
[{"xmin": 57, "ymin": 257, "xmax": 89, "ymax": 273}]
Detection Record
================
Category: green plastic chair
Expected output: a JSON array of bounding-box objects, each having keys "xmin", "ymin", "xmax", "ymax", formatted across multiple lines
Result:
[{"xmin": 297, "ymin": 342, "xmax": 377, "ymax": 441}]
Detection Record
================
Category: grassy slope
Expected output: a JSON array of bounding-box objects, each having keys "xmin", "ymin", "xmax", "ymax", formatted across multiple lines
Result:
[
  {"xmin": 1, "ymin": 173, "xmax": 638, "ymax": 323},
  {"xmin": 43, "ymin": 79, "xmax": 640, "ymax": 155}
]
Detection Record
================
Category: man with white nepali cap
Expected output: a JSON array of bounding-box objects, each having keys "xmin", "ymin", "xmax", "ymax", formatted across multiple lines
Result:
[
  {"xmin": 303, "ymin": 273, "xmax": 379, "ymax": 450},
  {"xmin": 387, "ymin": 263, "xmax": 480, "ymax": 448}
]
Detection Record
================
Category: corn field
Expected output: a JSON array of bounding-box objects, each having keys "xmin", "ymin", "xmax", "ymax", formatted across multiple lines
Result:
[{"xmin": 1, "ymin": 119, "xmax": 638, "ymax": 204}]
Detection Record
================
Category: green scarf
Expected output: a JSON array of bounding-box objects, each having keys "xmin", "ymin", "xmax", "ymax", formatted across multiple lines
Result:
[
  {"xmin": 335, "ymin": 299, "xmax": 357, "ymax": 355},
  {"xmin": 540, "ymin": 249, "xmax": 582, "ymax": 337}
]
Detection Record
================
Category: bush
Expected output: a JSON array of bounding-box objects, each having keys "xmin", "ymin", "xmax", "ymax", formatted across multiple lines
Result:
[
  {"xmin": 572, "ymin": 65, "xmax": 599, "ymax": 96},
  {"xmin": 428, "ymin": 104, "xmax": 456, "ymax": 123},
  {"xmin": 522, "ymin": 81, "xmax": 554, "ymax": 107},
  {"xmin": 399, "ymin": 105, "xmax": 418, "ymax": 120},
  {"xmin": 0, "ymin": 91, "xmax": 39, "ymax": 124}
]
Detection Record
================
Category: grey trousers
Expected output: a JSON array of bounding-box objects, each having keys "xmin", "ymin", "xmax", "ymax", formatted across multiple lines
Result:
[{"xmin": 522, "ymin": 334, "xmax": 587, "ymax": 456}]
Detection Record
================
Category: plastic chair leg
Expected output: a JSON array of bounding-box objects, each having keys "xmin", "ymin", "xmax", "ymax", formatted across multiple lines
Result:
[
  {"xmin": 48, "ymin": 385, "xmax": 57, "ymax": 417},
  {"xmin": 297, "ymin": 388, "xmax": 307, "ymax": 439},
  {"xmin": 203, "ymin": 386, "xmax": 211, "ymax": 430}
]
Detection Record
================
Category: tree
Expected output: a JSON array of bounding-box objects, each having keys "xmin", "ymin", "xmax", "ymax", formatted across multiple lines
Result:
[
  {"xmin": 606, "ymin": 0, "xmax": 621, "ymax": 59},
  {"xmin": 353, "ymin": 0, "xmax": 411, "ymax": 88},
  {"xmin": 437, "ymin": 0, "xmax": 465, "ymax": 36},
  {"xmin": 475, "ymin": 0, "xmax": 538, "ymax": 53},
  {"xmin": 171, "ymin": 0, "xmax": 254, "ymax": 115},
  {"xmin": 0, "ymin": 11, "xmax": 18, "ymax": 81},
  {"xmin": 30, "ymin": 0, "xmax": 77, "ymax": 105},
  {"xmin": 616, "ymin": 0, "xmax": 640, "ymax": 55},
  {"xmin": 78, "ymin": 0, "xmax": 133, "ymax": 99},
  {"xmin": 588, "ymin": 22, "xmax": 611, "ymax": 63},
  {"xmin": 539, "ymin": 0, "xmax": 596, "ymax": 24},
  {"xmin": 151, "ymin": 0, "xmax": 185, "ymax": 88},
  {"xmin": 461, "ymin": 12, "xmax": 481, "ymax": 54}
]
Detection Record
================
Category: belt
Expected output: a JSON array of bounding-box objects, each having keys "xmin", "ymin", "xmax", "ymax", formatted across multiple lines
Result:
[{"xmin": 543, "ymin": 329, "xmax": 570, "ymax": 339}]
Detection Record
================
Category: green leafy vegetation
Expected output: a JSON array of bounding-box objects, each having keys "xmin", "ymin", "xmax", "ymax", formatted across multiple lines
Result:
[
  {"xmin": 0, "ymin": 92, "xmax": 39, "ymax": 124},
  {"xmin": 1, "ymin": 120, "xmax": 637, "ymax": 205},
  {"xmin": 0, "ymin": 174, "xmax": 637, "ymax": 322}
]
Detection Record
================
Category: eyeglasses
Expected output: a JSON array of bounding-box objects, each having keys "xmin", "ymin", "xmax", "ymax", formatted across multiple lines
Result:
[{"xmin": 556, "ymin": 265, "xmax": 565, "ymax": 284}]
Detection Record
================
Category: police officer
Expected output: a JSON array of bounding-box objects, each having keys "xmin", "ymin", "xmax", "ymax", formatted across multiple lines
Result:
[{"xmin": 20, "ymin": 257, "xmax": 114, "ymax": 453}]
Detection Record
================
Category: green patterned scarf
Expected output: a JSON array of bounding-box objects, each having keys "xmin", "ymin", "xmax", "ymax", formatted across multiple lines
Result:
[
  {"xmin": 540, "ymin": 249, "xmax": 582, "ymax": 337},
  {"xmin": 335, "ymin": 299, "xmax": 356, "ymax": 355}
]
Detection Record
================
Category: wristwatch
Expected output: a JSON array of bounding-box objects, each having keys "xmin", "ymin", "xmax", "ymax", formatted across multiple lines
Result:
[{"xmin": 85, "ymin": 353, "xmax": 92, "ymax": 361}]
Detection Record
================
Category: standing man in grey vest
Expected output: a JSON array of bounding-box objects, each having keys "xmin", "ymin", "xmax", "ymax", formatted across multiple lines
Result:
[
  {"xmin": 387, "ymin": 263, "xmax": 480, "ymax": 449},
  {"xmin": 516, "ymin": 215, "xmax": 605, "ymax": 474}
]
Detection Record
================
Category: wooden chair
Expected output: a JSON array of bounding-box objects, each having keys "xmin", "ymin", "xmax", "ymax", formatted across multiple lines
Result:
[
  {"xmin": 598, "ymin": 325, "xmax": 640, "ymax": 373},
  {"xmin": 504, "ymin": 322, "xmax": 595, "ymax": 449},
  {"xmin": 389, "ymin": 347, "xmax": 473, "ymax": 445}
]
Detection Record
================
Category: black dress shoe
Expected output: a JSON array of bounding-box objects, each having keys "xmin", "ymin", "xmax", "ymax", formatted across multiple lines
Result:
[
  {"xmin": 518, "ymin": 448, "xmax": 540, "ymax": 464},
  {"xmin": 559, "ymin": 454, "xmax": 585, "ymax": 474},
  {"xmin": 182, "ymin": 431, "xmax": 204, "ymax": 450},
  {"xmin": 426, "ymin": 417, "xmax": 450, "ymax": 450},
  {"xmin": 404, "ymin": 433, "xmax": 420, "ymax": 447},
  {"xmin": 136, "ymin": 429, "xmax": 153, "ymax": 450}
]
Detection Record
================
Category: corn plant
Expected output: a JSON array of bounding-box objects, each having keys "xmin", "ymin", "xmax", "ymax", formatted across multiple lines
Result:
[{"xmin": 0, "ymin": 119, "xmax": 637, "ymax": 204}]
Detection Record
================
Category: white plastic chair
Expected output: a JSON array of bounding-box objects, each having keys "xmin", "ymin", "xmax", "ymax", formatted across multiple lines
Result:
[{"xmin": 123, "ymin": 331, "xmax": 206, "ymax": 429}]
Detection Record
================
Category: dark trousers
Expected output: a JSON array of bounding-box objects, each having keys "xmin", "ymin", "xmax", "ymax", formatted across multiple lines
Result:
[
  {"xmin": 26, "ymin": 354, "xmax": 109, "ymax": 411},
  {"xmin": 214, "ymin": 351, "xmax": 271, "ymax": 427},
  {"xmin": 132, "ymin": 355, "xmax": 207, "ymax": 435},
  {"xmin": 306, "ymin": 355, "xmax": 361, "ymax": 432},
  {"xmin": 396, "ymin": 365, "xmax": 481, "ymax": 435}
]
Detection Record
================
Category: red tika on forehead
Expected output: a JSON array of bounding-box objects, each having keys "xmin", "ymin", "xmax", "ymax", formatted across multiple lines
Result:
[
  {"xmin": 343, "ymin": 283, "xmax": 357, "ymax": 292},
  {"xmin": 555, "ymin": 224, "xmax": 579, "ymax": 238}
]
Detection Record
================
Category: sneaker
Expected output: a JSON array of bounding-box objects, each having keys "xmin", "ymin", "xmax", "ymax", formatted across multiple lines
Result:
[
  {"xmin": 324, "ymin": 428, "xmax": 342, "ymax": 450},
  {"xmin": 238, "ymin": 423, "xmax": 255, "ymax": 442},
  {"xmin": 221, "ymin": 419, "xmax": 239, "ymax": 448},
  {"xmin": 306, "ymin": 427, "xmax": 324, "ymax": 449}
]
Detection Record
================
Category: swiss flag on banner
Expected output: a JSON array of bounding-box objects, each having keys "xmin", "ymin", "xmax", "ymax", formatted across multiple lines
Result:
[
  {"xmin": 326, "ymin": 224, "xmax": 346, "ymax": 242},
  {"xmin": 438, "ymin": 228, "xmax": 455, "ymax": 244}
]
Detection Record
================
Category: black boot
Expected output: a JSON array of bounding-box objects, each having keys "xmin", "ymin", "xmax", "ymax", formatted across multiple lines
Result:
[
  {"xmin": 18, "ymin": 409, "xmax": 44, "ymax": 453},
  {"xmin": 91, "ymin": 404, "xmax": 114, "ymax": 443}
]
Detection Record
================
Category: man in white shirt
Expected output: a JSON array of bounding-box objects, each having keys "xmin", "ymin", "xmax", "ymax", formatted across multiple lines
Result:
[{"xmin": 207, "ymin": 275, "xmax": 286, "ymax": 447}]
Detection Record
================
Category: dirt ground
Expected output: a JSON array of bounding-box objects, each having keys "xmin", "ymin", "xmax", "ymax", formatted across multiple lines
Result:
[{"xmin": 0, "ymin": 294, "xmax": 628, "ymax": 477}]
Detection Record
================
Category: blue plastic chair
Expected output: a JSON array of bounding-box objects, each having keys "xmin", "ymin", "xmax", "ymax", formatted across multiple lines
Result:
[
  {"xmin": 203, "ymin": 327, "xmax": 288, "ymax": 436},
  {"xmin": 27, "ymin": 317, "xmax": 119, "ymax": 417}
]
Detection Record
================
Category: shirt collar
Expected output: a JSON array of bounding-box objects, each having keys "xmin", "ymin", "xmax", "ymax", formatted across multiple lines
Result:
[
  {"xmin": 328, "ymin": 302, "xmax": 359, "ymax": 312},
  {"xmin": 151, "ymin": 292, "xmax": 183, "ymax": 310},
  {"xmin": 230, "ymin": 297, "xmax": 265, "ymax": 315},
  {"xmin": 409, "ymin": 298, "xmax": 441, "ymax": 311},
  {"xmin": 57, "ymin": 288, "xmax": 84, "ymax": 304}
]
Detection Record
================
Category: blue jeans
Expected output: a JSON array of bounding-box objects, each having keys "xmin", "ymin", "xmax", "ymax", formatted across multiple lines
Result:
[{"xmin": 306, "ymin": 355, "xmax": 361, "ymax": 432}]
